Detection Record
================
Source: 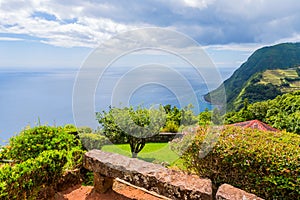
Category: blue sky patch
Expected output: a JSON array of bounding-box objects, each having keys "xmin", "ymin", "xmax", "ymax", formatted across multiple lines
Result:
[
  {"xmin": 31, "ymin": 11, "xmax": 57, "ymax": 21},
  {"xmin": 0, "ymin": 33, "xmax": 44, "ymax": 41},
  {"xmin": 62, "ymin": 18, "xmax": 78, "ymax": 24}
]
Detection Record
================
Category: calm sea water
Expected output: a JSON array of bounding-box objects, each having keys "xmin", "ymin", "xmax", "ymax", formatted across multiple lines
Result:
[{"xmin": 0, "ymin": 67, "xmax": 235, "ymax": 144}]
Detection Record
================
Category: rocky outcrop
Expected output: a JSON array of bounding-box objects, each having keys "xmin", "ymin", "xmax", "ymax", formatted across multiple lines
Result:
[
  {"xmin": 216, "ymin": 184, "xmax": 264, "ymax": 200},
  {"xmin": 83, "ymin": 150, "xmax": 212, "ymax": 200}
]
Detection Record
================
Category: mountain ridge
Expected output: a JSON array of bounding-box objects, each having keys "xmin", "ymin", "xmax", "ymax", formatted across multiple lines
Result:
[{"xmin": 205, "ymin": 42, "xmax": 300, "ymax": 111}]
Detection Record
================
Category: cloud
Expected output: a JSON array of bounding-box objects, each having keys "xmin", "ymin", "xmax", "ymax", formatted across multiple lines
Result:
[
  {"xmin": 0, "ymin": 36, "xmax": 24, "ymax": 41},
  {"xmin": 0, "ymin": 0, "xmax": 140, "ymax": 47},
  {"xmin": 181, "ymin": 0, "xmax": 216, "ymax": 9},
  {"xmin": 0, "ymin": 0, "xmax": 299, "ymax": 48},
  {"xmin": 205, "ymin": 43, "xmax": 264, "ymax": 53}
]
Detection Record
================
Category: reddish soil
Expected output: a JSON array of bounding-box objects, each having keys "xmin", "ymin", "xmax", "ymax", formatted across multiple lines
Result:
[{"xmin": 52, "ymin": 181, "xmax": 163, "ymax": 200}]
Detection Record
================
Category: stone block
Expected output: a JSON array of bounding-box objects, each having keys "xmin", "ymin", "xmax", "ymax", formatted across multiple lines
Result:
[
  {"xmin": 216, "ymin": 184, "xmax": 264, "ymax": 200},
  {"xmin": 93, "ymin": 172, "xmax": 114, "ymax": 193},
  {"xmin": 83, "ymin": 150, "xmax": 213, "ymax": 200}
]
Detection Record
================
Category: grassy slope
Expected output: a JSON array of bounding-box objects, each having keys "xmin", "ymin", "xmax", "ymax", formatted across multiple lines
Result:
[
  {"xmin": 233, "ymin": 67, "xmax": 300, "ymax": 107},
  {"xmin": 260, "ymin": 68, "xmax": 300, "ymax": 92}
]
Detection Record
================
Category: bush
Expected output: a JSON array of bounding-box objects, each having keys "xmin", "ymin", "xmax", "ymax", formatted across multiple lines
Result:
[
  {"xmin": 79, "ymin": 133, "xmax": 109, "ymax": 150},
  {"xmin": 225, "ymin": 91, "xmax": 300, "ymax": 134},
  {"xmin": 0, "ymin": 150, "xmax": 67, "ymax": 199},
  {"xmin": 161, "ymin": 121, "xmax": 179, "ymax": 133},
  {"xmin": 177, "ymin": 126, "xmax": 300, "ymax": 199},
  {"xmin": 0, "ymin": 126, "xmax": 81, "ymax": 162},
  {"xmin": 0, "ymin": 125, "xmax": 86, "ymax": 199},
  {"xmin": 77, "ymin": 126, "xmax": 93, "ymax": 134}
]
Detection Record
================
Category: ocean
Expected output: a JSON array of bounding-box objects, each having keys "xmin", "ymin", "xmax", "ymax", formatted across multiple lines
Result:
[{"xmin": 0, "ymin": 67, "xmax": 235, "ymax": 145}]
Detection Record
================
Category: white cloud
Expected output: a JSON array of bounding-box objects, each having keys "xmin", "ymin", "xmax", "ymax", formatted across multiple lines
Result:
[
  {"xmin": 0, "ymin": 0, "xmax": 140, "ymax": 47},
  {"xmin": 276, "ymin": 33, "xmax": 300, "ymax": 44},
  {"xmin": 0, "ymin": 0, "xmax": 299, "ymax": 48},
  {"xmin": 0, "ymin": 37, "xmax": 23, "ymax": 41},
  {"xmin": 181, "ymin": 0, "xmax": 215, "ymax": 9},
  {"xmin": 205, "ymin": 43, "xmax": 264, "ymax": 53}
]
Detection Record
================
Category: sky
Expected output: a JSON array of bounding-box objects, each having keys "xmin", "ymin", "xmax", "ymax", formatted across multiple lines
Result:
[{"xmin": 0, "ymin": 0, "xmax": 300, "ymax": 70}]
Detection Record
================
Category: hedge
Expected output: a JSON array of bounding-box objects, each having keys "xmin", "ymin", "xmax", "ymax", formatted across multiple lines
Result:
[
  {"xmin": 0, "ymin": 125, "xmax": 82, "ymax": 162},
  {"xmin": 0, "ymin": 125, "xmax": 86, "ymax": 199},
  {"xmin": 0, "ymin": 150, "xmax": 67, "ymax": 199},
  {"xmin": 79, "ymin": 133, "xmax": 109, "ymax": 150},
  {"xmin": 172, "ymin": 126, "xmax": 300, "ymax": 199}
]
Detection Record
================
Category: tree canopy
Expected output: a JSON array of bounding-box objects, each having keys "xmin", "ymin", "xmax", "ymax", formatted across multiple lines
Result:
[
  {"xmin": 225, "ymin": 91, "xmax": 300, "ymax": 134},
  {"xmin": 96, "ymin": 106, "xmax": 166, "ymax": 157}
]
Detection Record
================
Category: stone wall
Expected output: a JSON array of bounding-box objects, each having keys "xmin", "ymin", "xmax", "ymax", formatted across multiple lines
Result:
[
  {"xmin": 146, "ymin": 132, "xmax": 183, "ymax": 143},
  {"xmin": 84, "ymin": 150, "xmax": 212, "ymax": 200},
  {"xmin": 83, "ymin": 150, "xmax": 264, "ymax": 200},
  {"xmin": 216, "ymin": 184, "xmax": 263, "ymax": 200}
]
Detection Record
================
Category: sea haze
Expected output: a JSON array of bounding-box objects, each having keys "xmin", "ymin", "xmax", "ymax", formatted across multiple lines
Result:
[{"xmin": 0, "ymin": 67, "xmax": 235, "ymax": 144}]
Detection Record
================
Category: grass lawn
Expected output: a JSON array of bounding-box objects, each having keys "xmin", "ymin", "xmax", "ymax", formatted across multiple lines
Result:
[{"xmin": 101, "ymin": 142, "xmax": 184, "ymax": 167}]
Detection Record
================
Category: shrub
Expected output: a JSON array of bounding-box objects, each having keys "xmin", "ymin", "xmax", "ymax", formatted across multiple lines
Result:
[
  {"xmin": 63, "ymin": 124, "xmax": 78, "ymax": 133},
  {"xmin": 225, "ymin": 91, "xmax": 300, "ymax": 134},
  {"xmin": 0, "ymin": 126, "xmax": 81, "ymax": 162},
  {"xmin": 79, "ymin": 133, "xmax": 109, "ymax": 150},
  {"xmin": 161, "ymin": 121, "xmax": 179, "ymax": 133},
  {"xmin": 0, "ymin": 150, "xmax": 67, "ymax": 199},
  {"xmin": 0, "ymin": 125, "xmax": 86, "ymax": 199},
  {"xmin": 77, "ymin": 126, "xmax": 93, "ymax": 134},
  {"xmin": 177, "ymin": 126, "xmax": 300, "ymax": 199}
]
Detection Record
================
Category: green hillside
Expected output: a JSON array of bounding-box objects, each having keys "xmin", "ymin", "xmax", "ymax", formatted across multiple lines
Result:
[
  {"xmin": 232, "ymin": 67, "xmax": 300, "ymax": 108},
  {"xmin": 205, "ymin": 42, "xmax": 300, "ymax": 111},
  {"xmin": 259, "ymin": 68, "xmax": 300, "ymax": 92}
]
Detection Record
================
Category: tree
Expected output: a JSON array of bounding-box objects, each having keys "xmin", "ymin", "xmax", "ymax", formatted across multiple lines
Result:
[
  {"xmin": 96, "ymin": 106, "xmax": 166, "ymax": 158},
  {"xmin": 164, "ymin": 105, "xmax": 181, "ymax": 126},
  {"xmin": 224, "ymin": 91, "xmax": 300, "ymax": 134},
  {"xmin": 198, "ymin": 108, "xmax": 212, "ymax": 126},
  {"xmin": 198, "ymin": 108, "xmax": 223, "ymax": 125},
  {"xmin": 181, "ymin": 104, "xmax": 198, "ymax": 126},
  {"xmin": 212, "ymin": 108, "xmax": 223, "ymax": 125}
]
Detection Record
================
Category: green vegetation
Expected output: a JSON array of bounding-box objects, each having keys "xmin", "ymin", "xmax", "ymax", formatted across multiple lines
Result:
[
  {"xmin": 0, "ymin": 125, "xmax": 86, "ymax": 199},
  {"xmin": 225, "ymin": 91, "xmax": 300, "ymax": 134},
  {"xmin": 102, "ymin": 142, "xmax": 179, "ymax": 165},
  {"xmin": 233, "ymin": 67, "xmax": 300, "ymax": 108},
  {"xmin": 96, "ymin": 105, "xmax": 198, "ymax": 158},
  {"xmin": 80, "ymin": 133, "xmax": 108, "ymax": 150},
  {"xmin": 172, "ymin": 126, "xmax": 300, "ymax": 199},
  {"xmin": 162, "ymin": 104, "xmax": 198, "ymax": 133},
  {"xmin": 260, "ymin": 68, "xmax": 300, "ymax": 92},
  {"xmin": 0, "ymin": 150, "xmax": 67, "ymax": 199},
  {"xmin": 241, "ymin": 82, "xmax": 282, "ymax": 106},
  {"xmin": 260, "ymin": 69, "xmax": 298, "ymax": 85},
  {"xmin": 0, "ymin": 125, "xmax": 81, "ymax": 162},
  {"xmin": 205, "ymin": 42, "xmax": 300, "ymax": 110},
  {"xmin": 76, "ymin": 126, "xmax": 109, "ymax": 150},
  {"xmin": 96, "ymin": 106, "xmax": 166, "ymax": 158}
]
